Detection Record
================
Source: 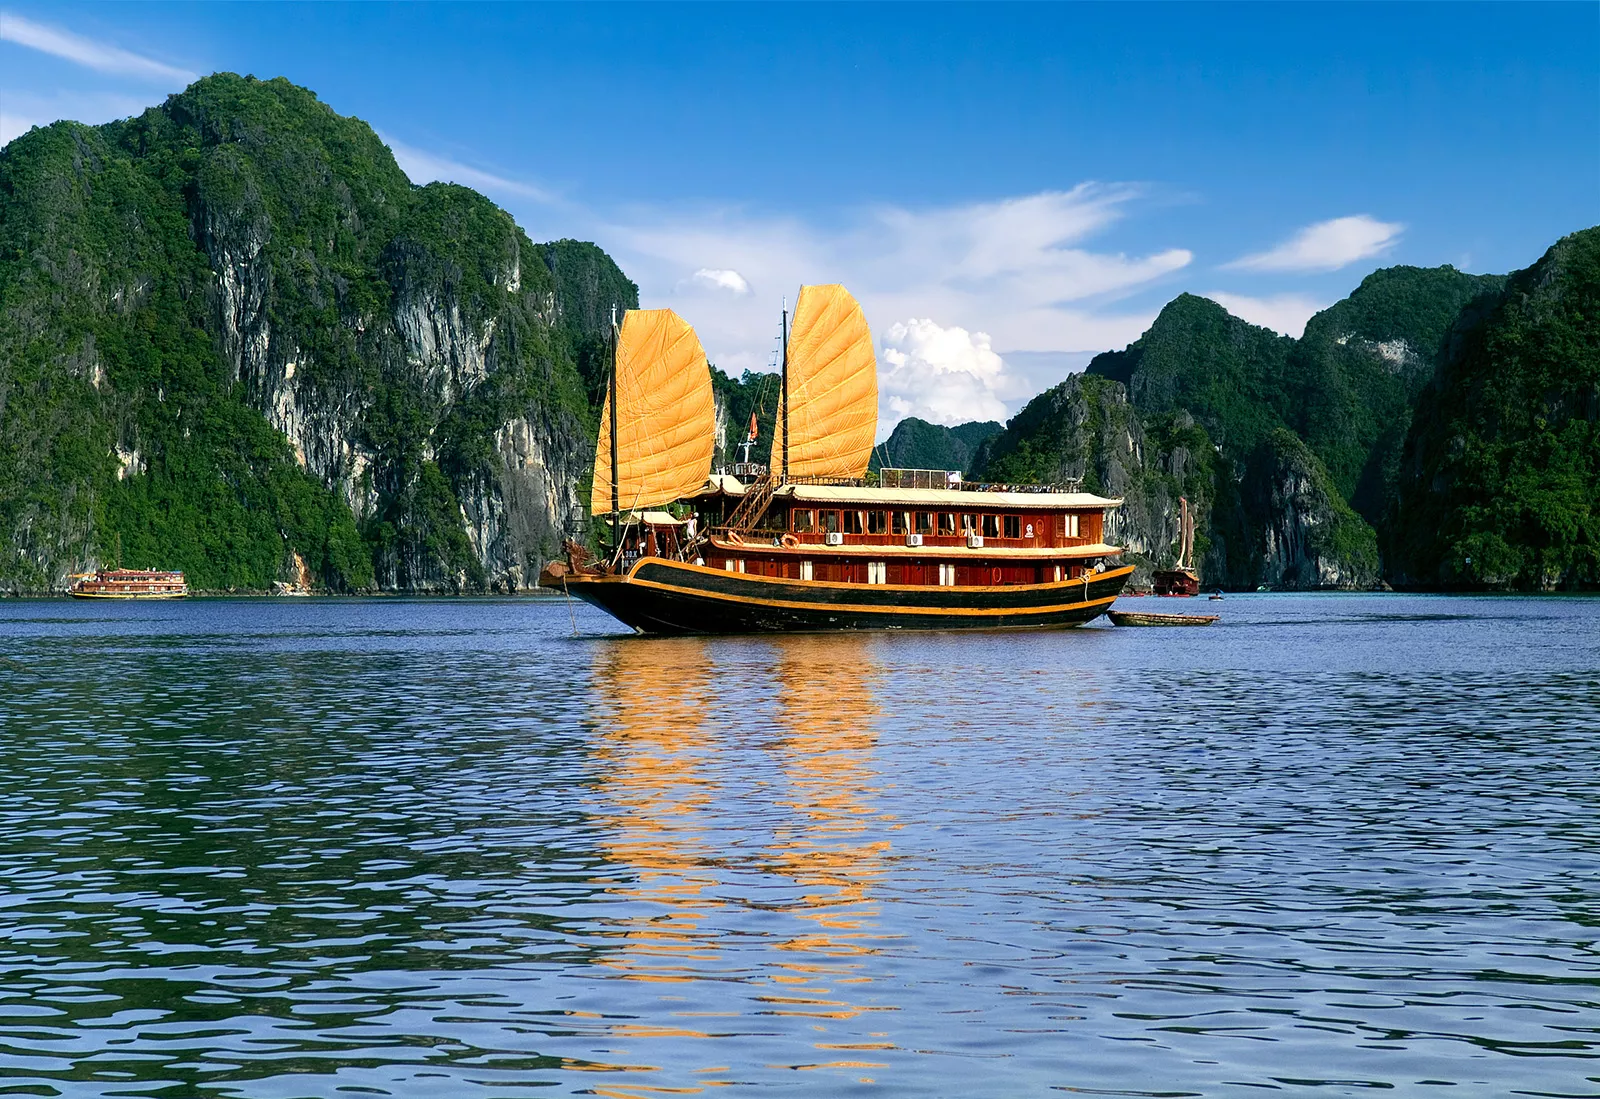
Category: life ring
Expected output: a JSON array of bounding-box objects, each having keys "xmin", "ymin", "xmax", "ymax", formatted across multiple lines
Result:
[{"xmin": 780, "ymin": 534, "xmax": 799, "ymax": 548}]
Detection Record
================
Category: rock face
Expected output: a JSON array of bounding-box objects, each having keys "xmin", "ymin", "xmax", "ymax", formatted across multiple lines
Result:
[
  {"xmin": 973, "ymin": 374, "xmax": 1382, "ymax": 590},
  {"xmin": 0, "ymin": 74, "xmax": 625, "ymax": 593},
  {"xmin": 1237, "ymin": 431, "xmax": 1380, "ymax": 590},
  {"xmin": 1390, "ymin": 227, "xmax": 1600, "ymax": 590},
  {"xmin": 973, "ymin": 375, "xmax": 1219, "ymax": 586}
]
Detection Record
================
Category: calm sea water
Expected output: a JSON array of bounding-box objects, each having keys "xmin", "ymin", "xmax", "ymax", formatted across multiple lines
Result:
[{"xmin": 0, "ymin": 594, "xmax": 1596, "ymax": 1098}]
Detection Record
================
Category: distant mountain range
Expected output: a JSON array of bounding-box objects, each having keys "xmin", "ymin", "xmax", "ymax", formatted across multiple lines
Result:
[{"xmin": 2, "ymin": 73, "xmax": 1593, "ymax": 592}]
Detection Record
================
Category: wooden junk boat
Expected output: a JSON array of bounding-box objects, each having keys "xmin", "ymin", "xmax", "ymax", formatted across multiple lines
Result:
[
  {"xmin": 539, "ymin": 286, "xmax": 1134, "ymax": 634},
  {"xmin": 1151, "ymin": 495, "xmax": 1201, "ymax": 597},
  {"xmin": 68, "ymin": 568, "xmax": 188, "ymax": 599}
]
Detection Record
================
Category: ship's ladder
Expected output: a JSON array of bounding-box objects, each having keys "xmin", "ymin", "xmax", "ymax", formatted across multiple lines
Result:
[{"xmin": 723, "ymin": 476, "xmax": 777, "ymax": 534}]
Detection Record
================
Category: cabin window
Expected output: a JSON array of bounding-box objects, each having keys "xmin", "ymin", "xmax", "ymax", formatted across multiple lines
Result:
[
  {"xmin": 821, "ymin": 510, "xmax": 840, "ymax": 534},
  {"xmin": 939, "ymin": 513, "xmax": 957, "ymax": 535},
  {"xmin": 1003, "ymin": 515, "xmax": 1021, "ymax": 539},
  {"xmin": 792, "ymin": 510, "xmax": 814, "ymax": 533},
  {"xmin": 938, "ymin": 563, "xmax": 956, "ymax": 586},
  {"xmin": 868, "ymin": 511, "xmax": 889, "ymax": 534},
  {"xmin": 961, "ymin": 513, "xmax": 978, "ymax": 533},
  {"xmin": 982, "ymin": 514, "xmax": 1000, "ymax": 538},
  {"xmin": 1067, "ymin": 513, "xmax": 1081, "ymax": 538},
  {"xmin": 724, "ymin": 559, "xmax": 735, "ymax": 572},
  {"xmin": 843, "ymin": 510, "xmax": 864, "ymax": 535},
  {"xmin": 915, "ymin": 511, "xmax": 934, "ymax": 534},
  {"xmin": 867, "ymin": 561, "xmax": 887, "ymax": 584},
  {"xmin": 892, "ymin": 511, "xmax": 908, "ymax": 535},
  {"xmin": 800, "ymin": 560, "xmax": 814, "ymax": 581}
]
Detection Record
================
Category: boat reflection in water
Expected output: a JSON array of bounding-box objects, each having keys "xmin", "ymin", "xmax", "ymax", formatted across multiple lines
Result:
[{"xmin": 584, "ymin": 633, "xmax": 896, "ymax": 1085}]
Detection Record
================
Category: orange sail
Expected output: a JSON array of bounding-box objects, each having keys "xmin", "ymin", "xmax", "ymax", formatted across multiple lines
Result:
[
  {"xmin": 772, "ymin": 285, "xmax": 878, "ymax": 481},
  {"xmin": 592, "ymin": 309, "xmax": 715, "ymax": 515}
]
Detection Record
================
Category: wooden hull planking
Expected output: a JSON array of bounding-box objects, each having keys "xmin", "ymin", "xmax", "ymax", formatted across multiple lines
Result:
[
  {"xmin": 551, "ymin": 559, "xmax": 1135, "ymax": 635},
  {"xmin": 1108, "ymin": 611, "xmax": 1217, "ymax": 627},
  {"xmin": 68, "ymin": 590, "xmax": 188, "ymax": 599}
]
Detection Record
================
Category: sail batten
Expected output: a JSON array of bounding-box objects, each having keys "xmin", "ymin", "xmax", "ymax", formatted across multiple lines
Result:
[
  {"xmin": 773, "ymin": 285, "xmax": 878, "ymax": 481},
  {"xmin": 591, "ymin": 309, "xmax": 715, "ymax": 515}
]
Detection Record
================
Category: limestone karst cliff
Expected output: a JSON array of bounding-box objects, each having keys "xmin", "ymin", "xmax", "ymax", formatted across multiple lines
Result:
[{"xmin": 0, "ymin": 74, "xmax": 629, "ymax": 593}]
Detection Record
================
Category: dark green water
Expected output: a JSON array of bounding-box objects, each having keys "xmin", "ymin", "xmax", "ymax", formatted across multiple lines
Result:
[{"xmin": 0, "ymin": 594, "xmax": 1596, "ymax": 1098}]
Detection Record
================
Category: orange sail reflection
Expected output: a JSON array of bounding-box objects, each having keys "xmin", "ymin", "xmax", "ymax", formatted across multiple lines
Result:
[
  {"xmin": 757, "ymin": 633, "xmax": 896, "ymax": 1025},
  {"xmin": 589, "ymin": 636, "xmax": 728, "ymax": 987},
  {"xmin": 585, "ymin": 633, "xmax": 898, "ymax": 1086}
]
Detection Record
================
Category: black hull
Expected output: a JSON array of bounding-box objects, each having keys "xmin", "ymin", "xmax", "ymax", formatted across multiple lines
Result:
[{"xmin": 548, "ymin": 559, "xmax": 1134, "ymax": 636}]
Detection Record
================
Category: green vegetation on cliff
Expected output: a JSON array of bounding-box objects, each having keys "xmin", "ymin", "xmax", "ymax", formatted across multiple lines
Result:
[
  {"xmin": 1288, "ymin": 265, "xmax": 1505, "ymax": 522},
  {"xmin": 0, "ymin": 74, "xmax": 611, "ymax": 592},
  {"xmin": 869, "ymin": 418, "xmax": 1001, "ymax": 474},
  {"xmin": 1088, "ymin": 293, "xmax": 1295, "ymax": 455},
  {"xmin": 1392, "ymin": 228, "xmax": 1599, "ymax": 589},
  {"xmin": 709, "ymin": 367, "xmax": 780, "ymax": 468}
]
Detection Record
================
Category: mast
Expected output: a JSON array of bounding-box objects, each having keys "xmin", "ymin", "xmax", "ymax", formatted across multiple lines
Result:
[
  {"xmin": 780, "ymin": 299, "xmax": 789, "ymax": 484},
  {"xmin": 609, "ymin": 304, "xmax": 620, "ymax": 548},
  {"xmin": 1179, "ymin": 496, "xmax": 1192, "ymax": 570}
]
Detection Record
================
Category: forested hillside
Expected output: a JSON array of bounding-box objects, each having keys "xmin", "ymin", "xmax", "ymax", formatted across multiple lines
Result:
[
  {"xmin": 1391, "ymin": 229, "xmax": 1599, "ymax": 589},
  {"xmin": 0, "ymin": 74, "xmax": 632, "ymax": 593},
  {"xmin": 974, "ymin": 250, "xmax": 1587, "ymax": 590},
  {"xmin": 869, "ymin": 417, "xmax": 1001, "ymax": 474}
]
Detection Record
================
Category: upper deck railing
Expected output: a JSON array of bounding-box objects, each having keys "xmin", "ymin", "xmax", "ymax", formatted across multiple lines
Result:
[{"xmin": 713, "ymin": 465, "xmax": 1084, "ymax": 495}]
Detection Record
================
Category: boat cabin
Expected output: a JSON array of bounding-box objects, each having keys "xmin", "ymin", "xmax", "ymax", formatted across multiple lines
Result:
[{"xmin": 663, "ymin": 470, "xmax": 1121, "ymax": 587}]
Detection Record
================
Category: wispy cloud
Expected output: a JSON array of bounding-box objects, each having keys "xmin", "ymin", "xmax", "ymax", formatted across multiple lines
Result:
[
  {"xmin": 601, "ymin": 184, "xmax": 1190, "ymax": 388},
  {"xmin": 0, "ymin": 11, "xmax": 195, "ymax": 83},
  {"xmin": 1202, "ymin": 291, "xmax": 1329, "ymax": 338},
  {"xmin": 1224, "ymin": 214, "xmax": 1403, "ymax": 273},
  {"xmin": 382, "ymin": 133, "xmax": 557, "ymax": 204}
]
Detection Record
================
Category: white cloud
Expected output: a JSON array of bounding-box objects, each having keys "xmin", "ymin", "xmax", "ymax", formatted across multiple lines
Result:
[
  {"xmin": 382, "ymin": 133, "xmax": 556, "ymax": 203},
  {"xmin": 1202, "ymin": 292, "xmax": 1329, "ymax": 338},
  {"xmin": 878, "ymin": 319, "xmax": 1015, "ymax": 436},
  {"xmin": 0, "ymin": 11, "xmax": 195, "ymax": 83},
  {"xmin": 597, "ymin": 184, "xmax": 1190, "ymax": 379},
  {"xmin": 1224, "ymin": 214, "xmax": 1403, "ymax": 273},
  {"xmin": 689, "ymin": 268, "xmax": 750, "ymax": 295}
]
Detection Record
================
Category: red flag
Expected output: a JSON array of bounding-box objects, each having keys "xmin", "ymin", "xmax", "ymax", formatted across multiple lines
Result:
[{"xmin": 747, "ymin": 410, "xmax": 758, "ymax": 442}]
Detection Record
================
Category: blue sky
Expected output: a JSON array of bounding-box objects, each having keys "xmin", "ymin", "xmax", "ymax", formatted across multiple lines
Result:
[{"xmin": 2, "ymin": 2, "xmax": 1596, "ymax": 427}]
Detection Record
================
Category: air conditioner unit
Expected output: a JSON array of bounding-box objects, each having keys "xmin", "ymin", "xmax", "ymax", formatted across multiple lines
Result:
[
  {"xmin": 905, "ymin": 533, "xmax": 924, "ymax": 547},
  {"xmin": 966, "ymin": 533, "xmax": 984, "ymax": 548},
  {"xmin": 824, "ymin": 531, "xmax": 845, "ymax": 546}
]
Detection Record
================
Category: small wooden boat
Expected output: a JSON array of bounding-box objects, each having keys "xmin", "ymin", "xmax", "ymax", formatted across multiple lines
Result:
[{"xmin": 1109, "ymin": 610, "xmax": 1217, "ymax": 627}]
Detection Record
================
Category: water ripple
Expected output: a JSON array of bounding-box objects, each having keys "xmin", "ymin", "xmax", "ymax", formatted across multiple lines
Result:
[{"xmin": 0, "ymin": 594, "xmax": 1596, "ymax": 1097}]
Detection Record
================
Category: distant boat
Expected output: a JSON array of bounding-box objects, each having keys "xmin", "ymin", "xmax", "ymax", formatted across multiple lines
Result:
[
  {"xmin": 69, "ymin": 568, "xmax": 187, "ymax": 599},
  {"xmin": 1109, "ymin": 610, "xmax": 1217, "ymax": 627},
  {"xmin": 1152, "ymin": 496, "xmax": 1200, "ymax": 596}
]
